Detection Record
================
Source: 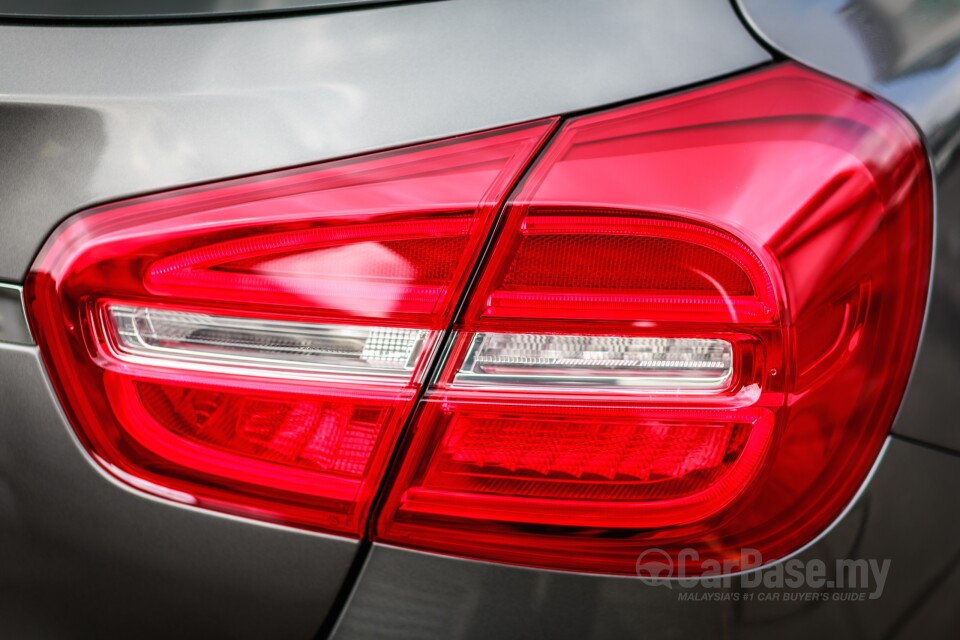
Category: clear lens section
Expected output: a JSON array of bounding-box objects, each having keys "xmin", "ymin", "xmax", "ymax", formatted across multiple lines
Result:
[
  {"xmin": 455, "ymin": 333, "xmax": 732, "ymax": 391},
  {"xmin": 106, "ymin": 305, "xmax": 426, "ymax": 379}
]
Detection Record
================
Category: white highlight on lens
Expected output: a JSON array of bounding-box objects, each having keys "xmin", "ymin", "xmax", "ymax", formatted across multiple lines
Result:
[
  {"xmin": 104, "ymin": 304, "xmax": 426, "ymax": 380},
  {"xmin": 454, "ymin": 333, "xmax": 733, "ymax": 392}
]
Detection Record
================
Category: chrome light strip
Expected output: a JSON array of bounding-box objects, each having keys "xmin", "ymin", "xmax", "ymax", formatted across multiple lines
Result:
[
  {"xmin": 104, "ymin": 304, "xmax": 426, "ymax": 380},
  {"xmin": 454, "ymin": 332, "xmax": 733, "ymax": 392}
]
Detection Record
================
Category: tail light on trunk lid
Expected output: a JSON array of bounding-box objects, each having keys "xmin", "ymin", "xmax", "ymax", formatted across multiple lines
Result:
[
  {"xmin": 27, "ymin": 64, "xmax": 931, "ymax": 574},
  {"xmin": 25, "ymin": 121, "xmax": 557, "ymax": 535}
]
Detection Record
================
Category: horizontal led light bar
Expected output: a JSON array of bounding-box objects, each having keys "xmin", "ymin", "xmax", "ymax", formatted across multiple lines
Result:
[
  {"xmin": 454, "ymin": 333, "xmax": 733, "ymax": 391},
  {"xmin": 104, "ymin": 304, "xmax": 427, "ymax": 379}
]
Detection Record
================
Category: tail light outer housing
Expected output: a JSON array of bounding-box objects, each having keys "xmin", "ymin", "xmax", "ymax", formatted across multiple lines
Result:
[
  {"xmin": 375, "ymin": 65, "xmax": 933, "ymax": 575},
  {"xmin": 26, "ymin": 64, "xmax": 931, "ymax": 576}
]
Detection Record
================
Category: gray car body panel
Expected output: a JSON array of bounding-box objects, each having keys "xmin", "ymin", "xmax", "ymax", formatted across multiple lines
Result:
[
  {"xmin": 0, "ymin": 345, "xmax": 358, "ymax": 639},
  {"xmin": 0, "ymin": 0, "xmax": 766, "ymax": 282},
  {"xmin": 0, "ymin": 0, "xmax": 771, "ymax": 636},
  {"xmin": 4, "ymin": 0, "xmax": 959, "ymax": 637},
  {"xmin": 333, "ymin": 2, "xmax": 960, "ymax": 638},
  {"xmin": 736, "ymin": 0, "xmax": 960, "ymax": 457},
  {"xmin": 333, "ymin": 437, "xmax": 960, "ymax": 640}
]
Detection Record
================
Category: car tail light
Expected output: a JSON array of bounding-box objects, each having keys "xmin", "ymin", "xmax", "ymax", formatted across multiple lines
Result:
[
  {"xmin": 375, "ymin": 65, "xmax": 932, "ymax": 574},
  {"xmin": 27, "ymin": 64, "xmax": 930, "ymax": 575},
  {"xmin": 25, "ymin": 121, "xmax": 557, "ymax": 535}
]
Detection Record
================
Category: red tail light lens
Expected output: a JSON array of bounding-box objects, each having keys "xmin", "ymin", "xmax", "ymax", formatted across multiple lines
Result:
[
  {"xmin": 392, "ymin": 404, "xmax": 773, "ymax": 528},
  {"xmin": 473, "ymin": 212, "xmax": 777, "ymax": 323},
  {"xmin": 376, "ymin": 65, "xmax": 932, "ymax": 574},
  {"xmin": 26, "ymin": 64, "xmax": 930, "ymax": 574},
  {"xmin": 25, "ymin": 121, "xmax": 556, "ymax": 535}
]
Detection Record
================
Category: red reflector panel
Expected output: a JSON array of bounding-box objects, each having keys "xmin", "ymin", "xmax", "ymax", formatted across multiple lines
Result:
[
  {"xmin": 474, "ymin": 212, "xmax": 777, "ymax": 323},
  {"xmin": 401, "ymin": 402, "xmax": 772, "ymax": 526},
  {"xmin": 503, "ymin": 223, "xmax": 754, "ymax": 294},
  {"xmin": 134, "ymin": 383, "xmax": 382, "ymax": 477},
  {"xmin": 25, "ymin": 120, "xmax": 556, "ymax": 535},
  {"xmin": 377, "ymin": 64, "xmax": 932, "ymax": 574},
  {"xmin": 104, "ymin": 375, "xmax": 411, "ymax": 508}
]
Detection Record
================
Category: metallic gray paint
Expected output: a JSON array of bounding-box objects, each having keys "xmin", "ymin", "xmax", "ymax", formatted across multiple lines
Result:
[
  {"xmin": 0, "ymin": 0, "xmax": 772, "ymax": 635},
  {"xmin": 330, "ymin": 4, "xmax": 960, "ymax": 638},
  {"xmin": 4, "ymin": 1, "xmax": 958, "ymax": 637},
  {"xmin": 334, "ymin": 438, "xmax": 960, "ymax": 639},
  {"xmin": 0, "ymin": 343, "xmax": 359, "ymax": 638},
  {"xmin": 0, "ymin": 284, "xmax": 30, "ymax": 345},
  {"xmin": 0, "ymin": 0, "xmax": 769, "ymax": 281},
  {"xmin": 737, "ymin": 0, "xmax": 960, "ymax": 455}
]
